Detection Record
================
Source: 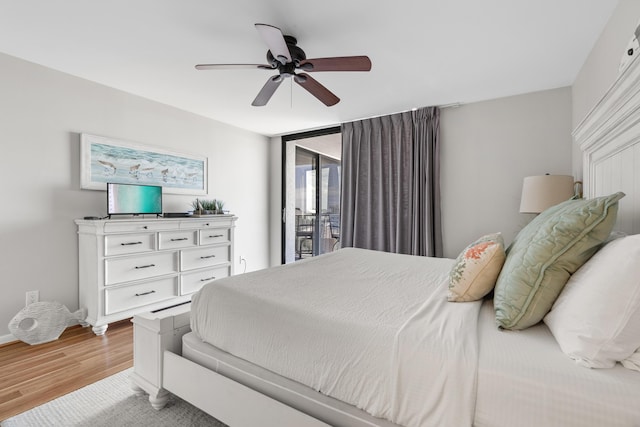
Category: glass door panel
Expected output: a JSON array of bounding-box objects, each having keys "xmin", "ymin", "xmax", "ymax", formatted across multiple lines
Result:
[
  {"xmin": 295, "ymin": 149, "xmax": 317, "ymax": 260},
  {"xmin": 318, "ymin": 157, "xmax": 340, "ymax": 255}
]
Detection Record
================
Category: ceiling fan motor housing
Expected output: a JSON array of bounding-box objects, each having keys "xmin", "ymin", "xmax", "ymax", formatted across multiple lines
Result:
[{"xmin": 266, "ymin": 35, "xmax": 306, "ymax": 72}]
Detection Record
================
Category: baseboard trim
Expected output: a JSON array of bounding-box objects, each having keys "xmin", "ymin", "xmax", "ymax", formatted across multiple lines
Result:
[{"xmin": 0, "ymin": 333, "xmax": 18, "ymax": 346}]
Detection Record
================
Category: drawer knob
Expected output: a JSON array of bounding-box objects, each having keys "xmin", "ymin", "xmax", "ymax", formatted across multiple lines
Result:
[
  {"xmin": 134, "ymin": 264, "xmax": 156, "ymax": 269},
  {"xmin": 170, "ymin": 237, "xmax": 189, "ymax": 241},
  {"xmin": 143, "ymin": 226, "xmax": 148, "ymax": 229},
  {"xmin": 121, "ymin": 241, "xmax": 143, "ymax": 246},
  {"xmin": 135, "ymin": 290, "xmax": 156, "ymax": 297},
  {"xmin": 200, "ymin": 255, "xmax": 216, "ymax": 259},
  {"xmin": 209, "ymin": 234, "xmax": 224, "ymax": 238},
  {"xmin": 200, "ymin": 277, "xmax": 216, "ymax": 282}
]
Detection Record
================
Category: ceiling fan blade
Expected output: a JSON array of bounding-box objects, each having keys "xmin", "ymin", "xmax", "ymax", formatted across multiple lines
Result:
[
  {"xmin": 252, "ymin": 75, "xmax": 284, "ymax": 106},
  {"xmin": 299, "ymin": 56, "xmax": 372, "ymax": 72},
  {"xmin": 255, "ymin": 23, "xmax": 291, "ymax": 65},
  {"xmin": 294, "ymin": 73, "xmax": 340, "ymax": 106},
  {"xmin": 195, "ymin": 64, "xmax": 274, "ymax": 70}
]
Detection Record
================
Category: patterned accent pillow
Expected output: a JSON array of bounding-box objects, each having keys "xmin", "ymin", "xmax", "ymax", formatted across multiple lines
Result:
[{"xmin": 448, "ymin": 233, "xmax": 506, "ymax": 302}]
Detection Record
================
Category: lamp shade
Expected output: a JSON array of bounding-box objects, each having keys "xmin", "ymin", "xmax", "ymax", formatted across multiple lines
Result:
[{"xmin": 519, "ymin": 175, "xmax": 574, "ymax": 213}]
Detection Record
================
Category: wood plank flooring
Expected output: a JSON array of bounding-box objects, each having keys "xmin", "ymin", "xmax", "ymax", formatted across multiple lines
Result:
[{"xmin": 0, "ymin": 319, "xmax": 133, "ymax": 421}]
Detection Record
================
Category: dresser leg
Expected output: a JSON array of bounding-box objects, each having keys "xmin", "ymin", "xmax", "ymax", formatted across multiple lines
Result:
[
  {"xmin": 92, "ymin": 324, "xmax": 108, "ymax": 335},
  {"xmin": 149, "ymin": 389, "xmax": 170, "ymax": 410}
]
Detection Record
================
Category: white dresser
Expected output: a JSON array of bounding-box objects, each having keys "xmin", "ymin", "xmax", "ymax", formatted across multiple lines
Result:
[{"xmin": 75, "ymin": 215, "xmax": 236, "ymax": 335}]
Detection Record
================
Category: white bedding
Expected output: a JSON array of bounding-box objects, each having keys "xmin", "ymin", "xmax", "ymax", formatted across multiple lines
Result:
[
  {"xmin": 475, "ymin": 301, "xmax": 640, "ymax": 427},
  {"xmin": 191, "ymin": 248, "xmax": 482, "ymax": 427}
]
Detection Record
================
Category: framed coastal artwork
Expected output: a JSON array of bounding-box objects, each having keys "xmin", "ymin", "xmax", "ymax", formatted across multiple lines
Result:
[{"xmin": 80, "ymin": 133, "xmax": 208, "ymax": 195}]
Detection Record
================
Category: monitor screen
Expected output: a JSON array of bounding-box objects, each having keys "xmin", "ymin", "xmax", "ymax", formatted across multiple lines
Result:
[{"xmin": 107, "ymin": 183, "xmax": 162, "ymax": 215}]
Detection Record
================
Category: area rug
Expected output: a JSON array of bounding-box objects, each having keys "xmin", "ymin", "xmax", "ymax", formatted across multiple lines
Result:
[{"xmin": 1, "ymin": 368, "xmax": 227, "ymax": 427}]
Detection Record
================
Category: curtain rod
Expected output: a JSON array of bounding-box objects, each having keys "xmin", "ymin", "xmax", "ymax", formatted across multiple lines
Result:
[
  {"xmin": 343, "ymin": 102, "xmax": 462, "ymax": 125},
  {"xmin": 276, "ymin": 103, "xmax": 463, "ymax": 137},
  {"xmin": 439, "ymin": 102, "xmax": 462, "ymax": 109}
]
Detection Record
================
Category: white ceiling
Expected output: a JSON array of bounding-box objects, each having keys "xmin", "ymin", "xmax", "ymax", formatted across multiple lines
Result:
[{"xmin": 0, "ymin": 0, "xmax": 619, "ymax": 136}]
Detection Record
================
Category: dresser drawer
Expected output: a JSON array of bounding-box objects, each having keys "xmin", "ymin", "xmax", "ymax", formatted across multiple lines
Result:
[
  {"xmin": 105, "ymin": 252, "xmax": 179, "ymax": 285},
  {"xmin": 158, "ymin": 230, "xmax": 197, "ymax": 250},
  {"xmin": 104, "ymin": 221, "xmax": 180, "ymax": 233},
  {"xmin": 199, "ymin": 228, "xmax": 230, "ymax": 246},
  {"xmin": 186, "ymin": 218, "xmax": 235, "ymax": 230},
  {"xmin": 181, "ymin": 245, "xmax": 230, "ymax": 271},
  {"xmin": 180, "ymin": 265, "xmax": 230, "ymax": 295},
  {"xmin": 105, "ymin": 277, "xmax": 178, "ymax": 315},
  {"xmin": 105, "ymin": 233, "xmax": 156, "ymax": 256}
]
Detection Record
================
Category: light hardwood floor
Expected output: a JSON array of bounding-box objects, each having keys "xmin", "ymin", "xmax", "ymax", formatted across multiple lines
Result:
[{"xmin": 0, "ymin": 319, "xmax": 133, "ymax": 421}]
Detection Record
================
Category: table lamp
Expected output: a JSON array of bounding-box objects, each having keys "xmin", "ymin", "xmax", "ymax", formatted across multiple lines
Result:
[{"xmin": 519, "ymin": 174, "xmax": 575, "ymax": 214}]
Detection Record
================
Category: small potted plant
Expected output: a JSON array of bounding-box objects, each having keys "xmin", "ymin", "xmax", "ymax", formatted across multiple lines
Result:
[
  {"xmin": 215, "ymin": 199, "xmax": 225, "ymax": 214},
  {"xmin": 191, "ymin": 199, "xmax": 203, "ymax": 214},
  {"xmin": 201, "ymin": 199, "xmax": 216, "ymax": 214},
  {"xmin": 191, "ymin": 198, "xmax": 225, "ymax": 215}
]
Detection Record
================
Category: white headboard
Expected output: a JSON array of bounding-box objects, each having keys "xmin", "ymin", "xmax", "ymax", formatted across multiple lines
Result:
[{"xmin": 573, "ymin": 54, "xmax": 640, "ymax": 235}]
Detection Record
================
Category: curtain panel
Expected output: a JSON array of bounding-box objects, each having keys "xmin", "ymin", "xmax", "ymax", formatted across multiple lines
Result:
[{"xmin": 340, "ymin": 106, "xmax": 442, "ymax": 257}]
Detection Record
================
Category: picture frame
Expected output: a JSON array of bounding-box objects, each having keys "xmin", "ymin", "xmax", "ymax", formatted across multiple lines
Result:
[{"xmin": 80, "ymin": 133, "xmax": 208, "ymax": 195}]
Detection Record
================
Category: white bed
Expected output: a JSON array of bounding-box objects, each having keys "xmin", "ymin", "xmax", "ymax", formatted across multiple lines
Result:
[
  {"xmin": 132, "ymin": 50, "xmax": 640, "ymax": 427},
  {"xmin": 182, "ymin": 245, "xmax": 640, "ymax": 427},
  {"xmin": 180, "ymin": 294, "xmax": 640, "ymax": 427}
]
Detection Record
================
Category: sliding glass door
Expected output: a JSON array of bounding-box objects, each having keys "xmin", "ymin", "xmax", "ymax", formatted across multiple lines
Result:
[{"xmin": 282, "ymin": 129, "xmax": 341, "ymax": 264}]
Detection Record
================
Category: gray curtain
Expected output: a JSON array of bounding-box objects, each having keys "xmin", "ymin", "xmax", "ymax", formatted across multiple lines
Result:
[{"xmin": 340, "ymin": 106, "xmax": 442, "ymax": 257}]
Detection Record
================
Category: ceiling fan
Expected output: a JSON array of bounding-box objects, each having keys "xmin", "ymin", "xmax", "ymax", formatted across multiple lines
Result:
[{"xmin": 195, "ymin": 23, "xmax": 372, "ymax": 107}]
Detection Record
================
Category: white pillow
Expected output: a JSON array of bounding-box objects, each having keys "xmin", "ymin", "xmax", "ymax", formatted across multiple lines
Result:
[{"xmin": 544, "ymin": 234, "xmax": 640, "ymax": 369}]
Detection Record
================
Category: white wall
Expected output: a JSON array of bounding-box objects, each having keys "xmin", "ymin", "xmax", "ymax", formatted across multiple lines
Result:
[
  {"xmin": 0, "ymin": 52, "xmax": 270, "ymax": 341},
  {"xmin": 572, "ymin": 0, "xmax": 640, "ymax": 178},
  {"xmin": 268, "ymin": 136, "xmax": 283, "ymax": 267},
  {"xmin": 440, "ymin": 87, "xmax": 573, "ymax": 258}
]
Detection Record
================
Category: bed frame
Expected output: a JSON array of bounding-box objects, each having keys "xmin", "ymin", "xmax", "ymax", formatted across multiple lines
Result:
[
  {"xmin": 130, "ymin": 302, "xmax": 334, "ymax": 427},
  {"xmin": 130, "ymin": 54, "xmax": 640, "ymax": 426}
]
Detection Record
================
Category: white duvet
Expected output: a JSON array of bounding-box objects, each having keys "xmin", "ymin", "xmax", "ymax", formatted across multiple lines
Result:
[{"xmin": 191, "ymin": 248, "xmax": 482, "ymax": 427}]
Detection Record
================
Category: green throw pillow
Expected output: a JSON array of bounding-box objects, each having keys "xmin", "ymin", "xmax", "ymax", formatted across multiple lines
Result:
[{"xmin": 494, "ymin": 192, "xmax": 624, "ymax": 330}]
